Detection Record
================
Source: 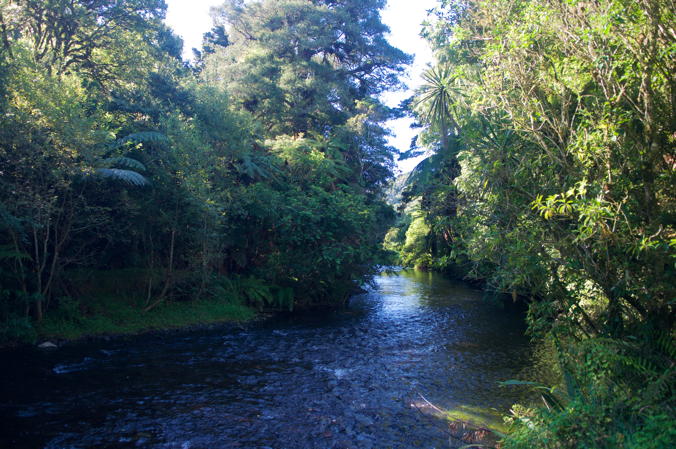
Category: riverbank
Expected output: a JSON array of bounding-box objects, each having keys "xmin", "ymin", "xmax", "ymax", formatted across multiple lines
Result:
[{"xmin": 34, "ymin": 295, "xmax": 256, "ymax": 345}]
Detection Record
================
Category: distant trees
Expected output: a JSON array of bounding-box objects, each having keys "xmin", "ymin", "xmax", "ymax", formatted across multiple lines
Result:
[{"xmin": 195, "ymin": 0, "xmax": 407, "ymax": 302}]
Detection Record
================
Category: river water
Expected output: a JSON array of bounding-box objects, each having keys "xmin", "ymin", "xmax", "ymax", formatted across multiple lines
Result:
[{"xmin": 0, "ymin": 270, "xmax": 538, "ymax": 448}]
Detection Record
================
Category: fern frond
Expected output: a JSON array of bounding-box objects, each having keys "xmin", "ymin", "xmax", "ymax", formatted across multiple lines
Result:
[
  {"xmin": 273, "ymin": 287, "xmax": 294, "ymax": 311},
  {"xmin": 655, "ymin": 332, "xmax": 676, "ymax": 360},
  {"xmin": 236, "ymin": 154, "xmax": 274, "ymax": 180},
  {"xmin": 615, "ymin": 351, "xmax": 659, "ymax": 376},
  {"xmin": 113, "ymin": 131, "xmax": 168, "ymax": 148},
  {"xmin": 644, "ymin": 366, "xmax": 675, "ymax": 403},
  {"xmin": 96, "ymin": 168, "xmax": 149, "ymax": 186},
  {"xmin": 239, "ymin": 277, "xmax": 273, "ymax": 308},
  {"xmin": 99, "ymin": 157, "xmax": 146, "ymax": 172}
]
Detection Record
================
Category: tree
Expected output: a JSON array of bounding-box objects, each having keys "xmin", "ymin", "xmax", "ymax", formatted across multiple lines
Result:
[
  {"xmin": 409, "ymin": 0, "xmax": 675, "ymax": 446},
  {"xmin": 203, "ymin": 0, "xmax": 410, "ymax": 189},
  {"xmin": 412, "ymin": 64, "xmax": 459, "ymax": 154},
  {"xmin": 0, "ymin": 0, "xmax": 169, "ymax": 83}
]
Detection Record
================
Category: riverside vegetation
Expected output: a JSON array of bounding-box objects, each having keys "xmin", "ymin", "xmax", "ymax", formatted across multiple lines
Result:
[
  {"xmin": 386, "ymin": 0, "xmax": 675, "ymax": 447},
  {"xmin": 0, "ymin": 0, "xmax": 408, "ymax": 341},
  {"xmin": 1, "ymin": 1, "xmax": 674, "ymax": 448}
]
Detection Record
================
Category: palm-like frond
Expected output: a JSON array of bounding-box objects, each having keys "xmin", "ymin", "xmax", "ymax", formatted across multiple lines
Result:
[
  {"xmin": 412, "ymin": 65, "xmax": 459, "ymax": 132},
  {"xmin": 89, "ymin": 132, "xmax": 162, "ymax": 187}
]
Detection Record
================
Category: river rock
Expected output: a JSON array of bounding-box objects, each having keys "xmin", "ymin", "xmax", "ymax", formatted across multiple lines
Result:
[
  {"xmin": 353, "ymin": 413, "xmax": 374, "ymax": 427},
  {"xmin": 5, "ymin": 271, "xmax": 533, "ymax": 449},
  {"xmin": 37, "ymin": 341, "xmax": 58, "ymax": 349}
]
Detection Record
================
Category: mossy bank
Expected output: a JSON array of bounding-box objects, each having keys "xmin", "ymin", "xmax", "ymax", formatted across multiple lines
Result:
[{"xmin": 4, "ymin": 295, "xmax": 255, "ymax": 346}]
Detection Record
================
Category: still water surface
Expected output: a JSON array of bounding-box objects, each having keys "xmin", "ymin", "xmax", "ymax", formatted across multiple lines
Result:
[{"xmin": 1, "ymin": 270, "xmax": 537, "ymax": 448}]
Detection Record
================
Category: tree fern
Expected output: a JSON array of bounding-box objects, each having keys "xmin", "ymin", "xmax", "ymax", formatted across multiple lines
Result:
[
  {"xmin": 236, "ymin": 153, "xmax": 280, "ymax": 181},
  {"xmin": 89, "ymin": 132, "xmax": 162, "ymax": 186},
  {"xmin": 404, "ymin": 152, "xmax": 445, "ymax": 195},
  {"xmin": 239, "ymin": 276, "xmax": 273, "ymax": 309}
]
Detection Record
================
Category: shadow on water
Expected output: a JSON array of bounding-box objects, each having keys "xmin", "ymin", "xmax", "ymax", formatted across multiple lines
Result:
[{"xmin": 0, "ymin": 269, "xmax": 543, "ymax": 449}]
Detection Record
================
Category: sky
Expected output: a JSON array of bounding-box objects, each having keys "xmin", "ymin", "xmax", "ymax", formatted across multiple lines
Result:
[{"xmin": 165, "ymin": 0, "xmax": 438, "ymax": 173}]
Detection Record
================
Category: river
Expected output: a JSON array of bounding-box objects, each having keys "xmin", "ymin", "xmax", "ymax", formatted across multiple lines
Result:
[{"xmin": 0, "ymin": 269, "xmax": 539, "ymax": 448}]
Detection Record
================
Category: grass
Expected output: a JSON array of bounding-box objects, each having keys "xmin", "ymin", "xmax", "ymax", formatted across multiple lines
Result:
[{"xmin": 37, "ymin": 294, "xmax": 256, "ymax": 341}]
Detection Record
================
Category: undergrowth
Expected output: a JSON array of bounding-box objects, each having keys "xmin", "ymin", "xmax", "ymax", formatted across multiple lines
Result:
[{"xmin": 37, "ymin": 294, "xmax": 254, "ymax": 341}]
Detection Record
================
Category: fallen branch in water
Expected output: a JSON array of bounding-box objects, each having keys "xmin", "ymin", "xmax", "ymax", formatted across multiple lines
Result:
[
  {"xmin": 409, "ymin": 393, "xmax": 457, "ymax": 441},
  {"xmin": 412, "ymin": 393, "xmax": 501, "ymax": 448}
]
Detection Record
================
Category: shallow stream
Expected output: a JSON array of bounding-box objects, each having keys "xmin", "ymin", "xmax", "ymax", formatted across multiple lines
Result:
[{"xmin": 1, "ymin": 269, "xmax": 539, "ymax": 448}]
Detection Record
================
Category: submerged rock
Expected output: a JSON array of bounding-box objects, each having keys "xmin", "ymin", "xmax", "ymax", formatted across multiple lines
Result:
[{"xmin": 353, "ymin": 413, "xmax": 374, "ymax": 427}]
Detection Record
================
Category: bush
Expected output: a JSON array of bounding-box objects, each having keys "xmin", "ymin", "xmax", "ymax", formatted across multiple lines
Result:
[{"xmin": 0, "ymin": 315, "xmax": 37, "ymax": 344}]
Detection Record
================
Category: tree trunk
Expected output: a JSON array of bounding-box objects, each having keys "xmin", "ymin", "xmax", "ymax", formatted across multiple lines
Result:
[{"xmin": 144, "ymin": 227, "xmax": 176, "ymax": 313}]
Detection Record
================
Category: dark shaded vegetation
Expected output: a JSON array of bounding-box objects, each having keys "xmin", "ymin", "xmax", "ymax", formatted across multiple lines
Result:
[
  {"xmin": 0, "ymin": 0, "xmax": 408, "ymax": 344},
  {"xmin": 388, "ymin": 0, "xmax": 675, "ymax": 447}
]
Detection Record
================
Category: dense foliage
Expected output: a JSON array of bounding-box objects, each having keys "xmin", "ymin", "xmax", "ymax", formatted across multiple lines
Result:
[
  {"xmin": 391, "ymin": 0, "xmax": 675, "ymax": 447},
  {"xmin": 0, "ymin": 0, "xmax": 407, "ymax": 342},
  {"xmin": 3, "ymin": 0, "xmax": 673, "ymax": 445}
]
